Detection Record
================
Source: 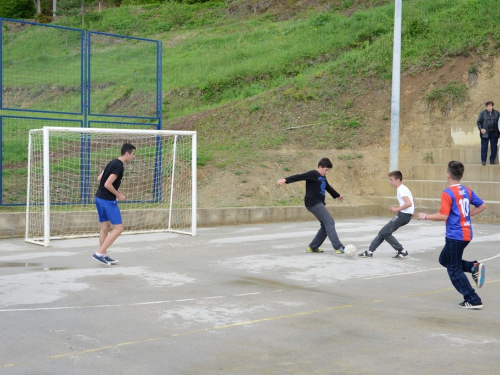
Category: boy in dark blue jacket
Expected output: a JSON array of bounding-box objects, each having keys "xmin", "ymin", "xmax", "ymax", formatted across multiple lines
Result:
[{"xmin": 277, "ymin": 158, "xmax": 345, "ymax": 253}]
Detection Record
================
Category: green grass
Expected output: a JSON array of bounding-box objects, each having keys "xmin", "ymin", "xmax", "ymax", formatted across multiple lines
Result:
[
  {"xmin": 3, "ymin": 0, "xmax": 500, "ymax": 207},
  {"xmin": 5, "ymin": 0, "xmax": 500, "ymax": 118},
  {"xmin": 425, "ymin": 81, "xmax": 468, "ymax": 113}
]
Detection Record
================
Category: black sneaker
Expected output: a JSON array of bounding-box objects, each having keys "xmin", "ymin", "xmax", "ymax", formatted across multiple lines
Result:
[
  {"xmin": 105, "ymin": 255, "xmax": 119, "ymax": 265},
  {"xmin": 393, "ymin": 250, "xmax": 408, "ymax": 259},
  {"xmin": 458, "ymin": 301, "xmax": 483, "ymax": 309},
  {"xmin": 358, "ymin": 250, "xmax": 373, "ymax": 258},
  {"xmin": 93, "ymin": 253, "xmax": 110, "ymax": 266},
  {"xmin": 471, "ymin": 262, "xmax": 485, "ymax": 288}
]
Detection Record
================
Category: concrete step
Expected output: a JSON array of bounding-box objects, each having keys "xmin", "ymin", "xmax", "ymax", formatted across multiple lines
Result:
[
  {"xmin": 432, "ymin": 147, "xmax": 498, "ymax": 164},
  {"xmin": 412, "ymin": 163, "xmax": 500, "ymax": 181},
  {"xmin": 368, "ymin": 196, "xmax": 441, "ymax": 213},
  {"xmin": 372, "ymin": 180, "xmax": 500, "ymax": 200},
  {"xmin": 366, "ymin": 196, "xmax": 499, "ymax": 223},
  {"xmin": 0, "ymin": 204, "xmax": 382, "ymax": 238}
]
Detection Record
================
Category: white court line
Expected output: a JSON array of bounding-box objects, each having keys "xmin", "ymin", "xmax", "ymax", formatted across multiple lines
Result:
[
  {"xmin": 132, "ymin": 300, "xmax": 172, "ymax": 305},
  {"xmin": 364, "ymin": 254, "xmax": 498, "ymax": 280},
  {"xmin": 0, "ymin": 292, "xmax": 254, "ymax": 313},
  {"xmin": 364, "ymin": 267, "xmax": 442, "ymax": 280},
  {"xmin": 1, "ymin": 256, "xmax": 497, "ymax": 313},
  {"xmin": 481, "ymin": 254, "xmax": 500, "ymax": 262}
]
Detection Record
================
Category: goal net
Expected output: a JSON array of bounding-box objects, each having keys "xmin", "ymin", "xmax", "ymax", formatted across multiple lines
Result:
[{"xmin": 26, "ymin": 127, "xmax": 197, "ymax": 246}]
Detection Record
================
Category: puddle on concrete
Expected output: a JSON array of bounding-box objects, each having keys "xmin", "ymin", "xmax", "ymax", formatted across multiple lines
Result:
[
  {"xmin": 0, "ymin": 262, "xmax": 68, "ymax": 271},
  {"xmin": 0, "ymin": 262, "xmax": 41, "ymax": 268}
]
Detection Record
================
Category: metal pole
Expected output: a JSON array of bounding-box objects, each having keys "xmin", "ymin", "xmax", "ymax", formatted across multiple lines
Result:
[
  {"xmin": 53, "ymin": 0, "xmax": 56, "ymax": 17},
  {"xmin": 389, "ymin": 0, "xmax": 402, "ymax": 172}
]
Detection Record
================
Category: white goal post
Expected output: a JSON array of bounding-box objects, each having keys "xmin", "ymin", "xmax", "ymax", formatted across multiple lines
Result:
[{"xmin": 26, "ymin": 126, "xmax": 197, "ymax": 246}]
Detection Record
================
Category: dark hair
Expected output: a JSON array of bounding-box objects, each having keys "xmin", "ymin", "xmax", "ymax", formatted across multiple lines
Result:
[
  {"xmin": 318, "ymin": 158, "xmax": 333, "ymax": 168},
  {"xmin": 485, "ymin": 101, "xmax": 494, "ymax": 107},
  {"xmin": 447, "ymin": 160, "xmax": 464, "ymax": 180},
  {"xmin": 121, "ymin": 143, "xmax": 136, "ymax": 156},
  {"xmin": 388, "ymin": 170, "xmax": 403, "ymax": 181}
]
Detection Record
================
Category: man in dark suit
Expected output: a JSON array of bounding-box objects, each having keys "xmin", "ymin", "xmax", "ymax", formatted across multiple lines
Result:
[{"xmin": 477, "ymin": 101, "xmax": 500, "ymax": 165}]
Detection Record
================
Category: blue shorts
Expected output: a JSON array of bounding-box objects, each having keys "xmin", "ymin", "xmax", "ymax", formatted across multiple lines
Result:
[{"xmin": 95, "ymin": 197, "xmax": 122, "ymax": 225}]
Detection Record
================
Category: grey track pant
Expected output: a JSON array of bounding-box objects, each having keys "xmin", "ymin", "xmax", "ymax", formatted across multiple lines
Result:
[
  {"xmin": 369, "ymin": 212, "xmax": 412, "ymax": 252},
  {"xmin": 306, "ymin": 203, "xmax": 344, "ymax": 250}
]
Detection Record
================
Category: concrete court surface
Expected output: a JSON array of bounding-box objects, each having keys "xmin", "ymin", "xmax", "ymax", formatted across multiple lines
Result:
[{"xmin": 0, "ymin": 217, "xmax": 499, "ymax": 375}]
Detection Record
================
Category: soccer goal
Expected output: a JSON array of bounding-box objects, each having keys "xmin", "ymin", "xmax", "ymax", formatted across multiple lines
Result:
[{"xmin": 26, "ymin": 127, "xmax": 197, "ymax": 246}]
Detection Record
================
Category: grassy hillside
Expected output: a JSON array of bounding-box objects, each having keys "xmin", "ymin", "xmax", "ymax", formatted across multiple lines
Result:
[{"xmin": 2, "ymin": 0, "xmax": 500, "ymax": 208}]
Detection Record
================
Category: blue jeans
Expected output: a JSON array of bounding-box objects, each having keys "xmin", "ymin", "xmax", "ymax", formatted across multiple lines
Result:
[
  {"xmin": 480, "ymin": 133, "xmax": 498, "ymax": 164},
  {"xmin": 306, "ymin": 203, "xmax": 343, "ymax": 250},
  {"xmin": 438, "ymin": 237, "xmax": 481, "ymax": 304},
  {"xmin": 369, "ymin": 212, "xmax": 411, "ymax": 252}
]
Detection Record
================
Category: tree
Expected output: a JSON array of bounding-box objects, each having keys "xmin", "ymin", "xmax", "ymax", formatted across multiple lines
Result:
[
  {"xmin": 0, "ymin": 0, "xmax": 36, "ymax": 19},
  {"xmin": 57, "ymin": 0, "xmax": 98, "ymax": 27},
  {"xmin": 33, "ymin": 0, "xmax": 41, "ymax": 14}
]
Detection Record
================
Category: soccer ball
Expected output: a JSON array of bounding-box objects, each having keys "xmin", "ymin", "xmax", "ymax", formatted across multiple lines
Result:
[{"xmin": 344, "ymin": 244, "xmax": 357, "ymax": 258}]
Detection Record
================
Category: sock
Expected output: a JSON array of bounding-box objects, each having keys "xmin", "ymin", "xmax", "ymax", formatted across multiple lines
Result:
[{"xmin": 95, "ymin": 252, "xmax": 104, "ymax": 258}]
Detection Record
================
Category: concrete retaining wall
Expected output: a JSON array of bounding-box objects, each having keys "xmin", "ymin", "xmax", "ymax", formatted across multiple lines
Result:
[{"xmin": 0, "ymin": 203, "xmax": 381, "ymax": 239}]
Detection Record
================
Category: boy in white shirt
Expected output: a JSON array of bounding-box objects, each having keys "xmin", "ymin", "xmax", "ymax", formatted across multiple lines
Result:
[{"xmin": 359, "ymin": 171, "xmax": 415, "ymax": 259}]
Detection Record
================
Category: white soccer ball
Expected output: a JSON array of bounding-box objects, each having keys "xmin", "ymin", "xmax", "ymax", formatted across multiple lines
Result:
[{"xmin": 344, "ymin": 244, "xmax": 357, "ymax": 258}]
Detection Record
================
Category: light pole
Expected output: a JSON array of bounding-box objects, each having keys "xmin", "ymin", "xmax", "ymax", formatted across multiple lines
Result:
[{"xmin": 389, "ymin": 0, "xmax": 402, "ymax": 172}]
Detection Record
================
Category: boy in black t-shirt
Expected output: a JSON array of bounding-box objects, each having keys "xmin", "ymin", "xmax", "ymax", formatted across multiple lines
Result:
[
  {"xmin": 277, "ymin": 158, "xmax": 345, "ymax": 253},
  {"xmin": 93, "ymin": 143, "xmax": 136, "ymax": 266}
]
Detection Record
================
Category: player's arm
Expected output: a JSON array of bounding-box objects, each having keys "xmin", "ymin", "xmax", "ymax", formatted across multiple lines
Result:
[
  {"xmin": 277, "ymin": 171, "xmax": 313, "ymax": 186},
  {"xmin": 391, "ymin": 196, "xmax": 412, "ymax": 212},
  {"xmin": 470, "ymin": 203, "xmax": 486, "ymax": 217},
  {"xmin": 277, "ymin": 178, "xmax": 287, "ymax": 186},
  {"xmin": 418, "ymin": 191, "xmax": 450, "ymax": 221},
  {"xmin": 326, "ymin": 184, "xmax": 343, "ymax": 202},
  {"xmin": 104, "ymin": 174, "xmax": 126, "ymax": 201},
  {"xmin": 97, "ymin": 171, "xmax": 103, "ymax": 182},
  {"xmin": 417, "ymin": 212, "xmax": 448, "ymax": 221}
]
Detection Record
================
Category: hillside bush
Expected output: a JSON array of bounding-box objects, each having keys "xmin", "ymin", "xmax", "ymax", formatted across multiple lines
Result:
[{"xmin": 0, "ymin": 0, "xmax": 35, "ymax": 19}]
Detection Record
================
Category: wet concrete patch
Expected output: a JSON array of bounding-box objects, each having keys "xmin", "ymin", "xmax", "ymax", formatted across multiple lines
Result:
[
  {"xmin": 0, "ymin": 262, "xmax": 41, "ymax": 268},
  {"xmin": 0, "ymin": 262, "xmax": 68, "ymax": 271}
]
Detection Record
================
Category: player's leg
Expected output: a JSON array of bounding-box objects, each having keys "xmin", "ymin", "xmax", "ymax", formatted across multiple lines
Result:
[
  {"xmin": 97, "ymin": 223, "xmax": 123, "ymax": 254},
  {"xmin": 367, "ymin": 219, "xmax": 391, "ymax": 253},
  {"xmin": 360, "ymin": 216, "xmax": 404, "ymax": 258},
  {"xmin": 380, "ymin": 213, "xmax": 411, "ymax": 258},
  {"xmin": 443, "ymin": 238, "xmax": 482, "ymax": 308},
  {"xmin": 93, "ymin": 198, "xmax": 112, "ymax": 265},
  {"xmin": 463, "ymin": 259, "xmax": 486, "ymax": 289},
  {"xmin": 306, "ymin": 204, "xmax": 326, "ymax": 252},
  {"xmin": 99, "ymin": 220, "xmax": 111, "ymax": 247},
  {"xmin": 307, "ymin": 221, "xmax": 327, "ymax": 253},
  {"xmin": 94, "ymin": 198, "xmax": 122, "ymax": 265},
  {"xmin": 308, "ymin": 203, "xmax": 343, "ymax": 252}
]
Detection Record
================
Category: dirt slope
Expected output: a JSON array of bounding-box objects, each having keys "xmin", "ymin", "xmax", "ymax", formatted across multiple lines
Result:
[{"xmin": 192, "ymin": 54, "xmax": 497, "ymax": 208}]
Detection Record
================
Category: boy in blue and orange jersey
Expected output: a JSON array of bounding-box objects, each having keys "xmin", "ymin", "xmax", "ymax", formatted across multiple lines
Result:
[{"xmin": 418, "ymin": 161, "xmax": 486, "ymax": 310}]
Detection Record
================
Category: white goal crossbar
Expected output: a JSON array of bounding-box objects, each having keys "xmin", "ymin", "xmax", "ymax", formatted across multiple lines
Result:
[{"xmin": 26, "ymin": 126, "xmax": 197, "ymax": 246}]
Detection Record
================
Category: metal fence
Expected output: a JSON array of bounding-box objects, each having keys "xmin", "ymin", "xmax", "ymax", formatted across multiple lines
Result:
[{"xmin": 0, "ymin": 18, "xmax": 162, "ymax": 206}]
